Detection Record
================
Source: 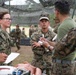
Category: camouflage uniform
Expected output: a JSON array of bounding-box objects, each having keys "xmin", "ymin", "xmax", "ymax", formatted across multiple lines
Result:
[
  {"xmin": 21, "ymin": 29, "xmax": 27, "ymax": 39},
  {"xmin": 52, "ymin": 28, "xmax": 76, "ymax": 75},
  {"xmin": 30, "ymin": 29, "xmax": 55, "ymax": 75},
  {"xmin": 14, "ymin": 28, "xmax": 21, "ymax": 50},
  {"xmin": 0, "ymin": 27, "xmax": 12, "ymax": 64}
]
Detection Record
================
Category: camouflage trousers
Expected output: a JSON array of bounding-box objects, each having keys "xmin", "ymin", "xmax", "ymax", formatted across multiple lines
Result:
[
  {"xmin": 31, "ymin": 54, "xmax": 52, "ymax": 75},
  {"xmin": 31, "ymin": 59, "xmax": 52, "ymax": 75},
  {"xmin": 51, "ymin": 59, "xmax": 76, "ymax": 75},
  {"xmin": 43, "ymin": 53, "xmax": 53, "ymax": 75}
]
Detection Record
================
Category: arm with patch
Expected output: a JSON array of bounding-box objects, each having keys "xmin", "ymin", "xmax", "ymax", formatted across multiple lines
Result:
[{"xmin": 54, "ymin": 28, "xmax": 76, "ymax": 57}]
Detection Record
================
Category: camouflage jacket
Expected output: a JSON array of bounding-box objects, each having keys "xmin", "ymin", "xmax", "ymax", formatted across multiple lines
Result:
[
  {"xmin": 0, "ymin": 27, "xmax": 12, "ymax": 55},
  {"xmin": 53, "ymin": 28, "xmax": 76, "ymax": 60},
  {"xmin": 30, "ymin": 29, "xmax": 55, "ymax": 55}
]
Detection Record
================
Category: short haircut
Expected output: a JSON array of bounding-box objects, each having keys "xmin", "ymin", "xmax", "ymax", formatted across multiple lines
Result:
[
  {"xmin": 55, "ymin": 1, "xmax": 70, "ymax": 15},
  {"xmin": 0, "ymin": 11, "xmax": 9, "ymax": 19}
]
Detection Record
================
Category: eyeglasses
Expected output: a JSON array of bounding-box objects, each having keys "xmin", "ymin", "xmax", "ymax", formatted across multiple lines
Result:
[{"xmin": 2, "ymin": 18, "xmax": 12, "ymax": 20}]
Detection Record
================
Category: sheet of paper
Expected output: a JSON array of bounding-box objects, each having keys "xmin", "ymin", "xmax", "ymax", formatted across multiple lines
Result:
[{"xmin": 4, "ymin": 52, "xmax": 20, "ymax": 64}]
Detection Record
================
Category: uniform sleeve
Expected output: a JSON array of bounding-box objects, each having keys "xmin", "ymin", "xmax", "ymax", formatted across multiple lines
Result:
[
  {"xmin": 54, "ymin": 28, "xmax": 76, "ymax": 58},
  {"xmin": 0, "ymin": 36, "xmax": 6, "ymax": 53},
  {"xmin": 30, "ymin": 32, "xmax": 39, "ymax": 46},
  {"xmin": 0, "ymin": 31, "xmax": 11, "ymax": 55},
  {"xmin": 30, "ymin": 32, "xmax": 45, "ymax": 55}
]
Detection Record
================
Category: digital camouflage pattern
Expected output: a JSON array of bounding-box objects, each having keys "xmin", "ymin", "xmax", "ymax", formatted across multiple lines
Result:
[
  {"xmin": 0, "ymin": 27, "xmax": 13, "ymax": 65},
  {"xmin": 52, "ymin": 28, "xmax": 76, "ymax": 75},
  {"xmin": 30, "ymin": 29, "xmax": 55, "ymax": 75},
  {"xmin": 0, "ymin": 27, "xmax": 12, "ymax": 55},
  {"xmin": 53, "ymin": 28, "xmax": 76, "ymax": 60},
  {"xmin": 52, "ymin": 61, "xmax": 76, "ymax": 75}
]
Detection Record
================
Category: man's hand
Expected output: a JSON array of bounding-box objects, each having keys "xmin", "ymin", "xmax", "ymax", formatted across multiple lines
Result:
[
  {"xmin": 42, "ymin": 41, "xmax": 50, "ymax": 48},
  {"xmin": 40, "ymin": 37, "xmax": 47, "ymax": 42},
  {"xmin": 0, "ymin": 53, "xmax": 7, "ymax": 63},
  {"xmin": 43, "ymin": 41, "xmax": 54, "ymax": 50},
  {"xmin": 40, "ymin": 37, "xmax": 56, "ymax": 46},
  {"xmin": 32, "ymin": 42, "xmax": 41, "ymax": 47}
]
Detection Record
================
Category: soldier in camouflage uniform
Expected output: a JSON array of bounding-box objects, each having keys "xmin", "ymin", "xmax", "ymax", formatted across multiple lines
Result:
[
  {"xmin": 0, "ymin": 11, "xmax": 12, "ymax": 65},
  {"xmin": 21, "ymin": 27, "xmax": 27, "ymax": 39},
  {"xmin": 42, "ymin": 27, "xmax": 76, "ymax": 75},
  {"xmin": 52, "ymin": 27, "xmax": 76, "ymax": 75},
  {"xmin": 41, "ymin": 1, "xmax": 76, "ymax": 75},
  {"xmin": 29, "ymin": 25, "xmax": 35, "ymax": 38},
  {"xmin": 30, "ymin": 15, "xmax": 55, "ymax": 75},
  {"xmin": 14, "ymin": 25, "xmax": 21, "ymax": 50}
]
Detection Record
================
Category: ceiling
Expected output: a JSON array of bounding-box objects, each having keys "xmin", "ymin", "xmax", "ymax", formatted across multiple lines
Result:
[
  {"xmin": 0, "ymin": 0, "xmax": 75, "ymax": 13},
  {"xmin": 0, "ymin": 0, "xmax": 43, "ymax": 12},
  {"xmin": 0, "ymin": 0, "xmax": 76, "ymax": 25}
]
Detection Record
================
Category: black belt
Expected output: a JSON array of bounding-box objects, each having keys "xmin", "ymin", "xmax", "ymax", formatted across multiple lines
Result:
[{"xmin": 52, "ymin": 59, "xmax": 75, "ymax": 64}]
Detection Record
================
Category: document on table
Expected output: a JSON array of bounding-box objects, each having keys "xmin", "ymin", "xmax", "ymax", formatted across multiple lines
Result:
[{"xmin": 4, "ymin": 52, "xmax": 20, "ymax": 64}]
